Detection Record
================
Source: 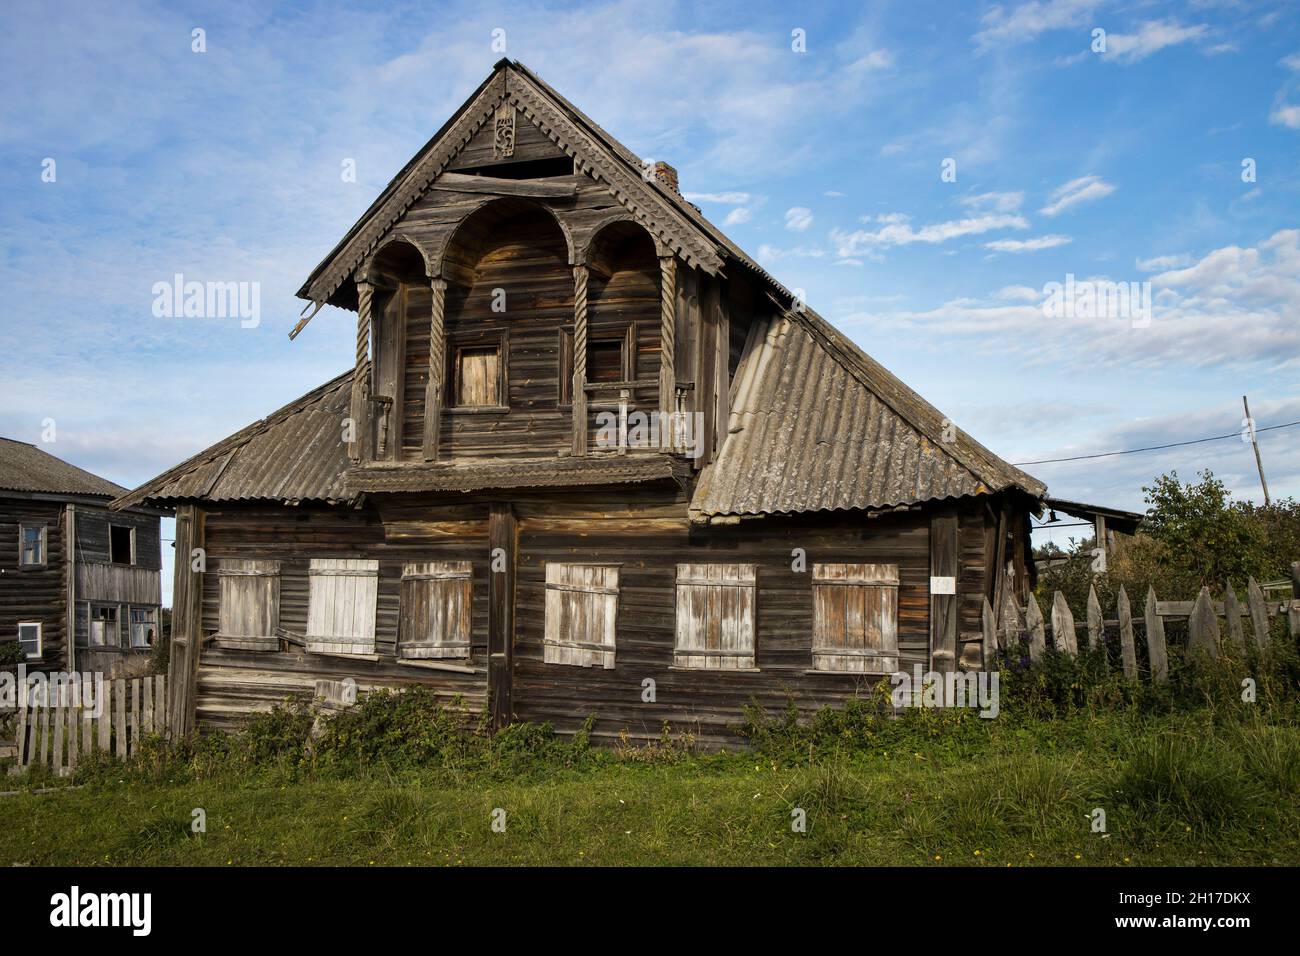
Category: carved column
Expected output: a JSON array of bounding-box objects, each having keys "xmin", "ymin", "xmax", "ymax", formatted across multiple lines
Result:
[
  {"xmin": 571, "ymin": 264, "xmax": 589, "ymax": 456},
  {"xmin": 349, "ymin": 278, "xmax": 374, "ymax": 463},
  {"xmin": 658, "ymin": 255, "xmax": 677, "ymax": 449},
  {"xmin": 422, "ymin": 277, "xmax": 448, "ymax": 461}
]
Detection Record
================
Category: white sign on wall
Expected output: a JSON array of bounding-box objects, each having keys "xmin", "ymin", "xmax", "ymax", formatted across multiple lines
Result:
[{"xmin": 929, "ymin": 576, "xmax": 956, "ymax": 595}]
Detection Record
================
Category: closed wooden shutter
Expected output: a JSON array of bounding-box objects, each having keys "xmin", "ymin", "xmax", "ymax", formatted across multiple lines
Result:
[
  {"xmin": 674, "ymin": 564, "xmax": 757, "ymax": 669},
  {"xmin": 306, "ymin": 558, "xmax": 379, "ymax": 656},
  {"xmin": 215, "ymin": 559, "xmax": 280, "ymax": 651},
  {"xmin": 811, "ymin": 563, "xmax": 899, "ymax": 672},
  {"xmin": 543, "ymin": 564, "xmax": 619, "ymax": 669},
  {"xmin": 399, "ymin": 561, "xmax": 472, "ymax": 659}
]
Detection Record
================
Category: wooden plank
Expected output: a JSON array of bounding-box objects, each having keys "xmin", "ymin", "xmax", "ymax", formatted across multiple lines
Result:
[
  {"xmin": 1222, "ymin": 583, "xmax": 1245, "ymax": 651},
  {"xmin": 155, "ymin": 675, "xmax": 167, "ymax": 734},
  {"xmin": 1050, "ymin": 591, "xmax": 1077, "ymax": 655},
  {"xmin": 15, "ymin": 688, "xmax": 29, "ymax": 769},
  {"xmin": 65, "ymin": 702, "xmax": 78, "ymax": 775},
  {"xmin": 429, "ymin": 170, "xmax": 579, "ymax": 198},
  {"xmin": 1086, "ymin": 584, "xmax": 1103, "ymax": 653},
  {"xmin": 143, "ymin": 676, "xmax": 155, "ymax": 735},
  {"xmin": 929, "ymin": 513, "xmax": 959, "ymax": 672},
  {"xmin": 1025, "ymin": 593, "xmax": 1046, "ymax": 662},
  {"xmin": 1145, "ymin": 586, "xmax": 1168, "ymax": 682},
  {"xmin": 1247, "ymin": 576, "xmax": 1271, "ymax": 649},
  {"xmin": 114, "ymin": 679, "xmax": 127, "ymax": 759},
  {"xmin": 981, "ymin": 597, "xmax": 997, "ymax": 670},
  {"xmin": 130, "ymin": 678, "xmax": 141, "ymax": 750},
  {"xmin": 1117, "ymin": 585, "xmax": 1137, "ymax": 679},
  {"xmin": 38, "ymin": 702, "xmax": 49, "ymax": 768},
  {"xmin": 81, "ymin": 690, "xmax": 92, "ymax": 757},
  {"xmin": 167, "ymin": 504, "xmax": 205, "ymax": 737},
  {"xmin": 1187, "ymin": 586, "xmax": 1221, "ymax": 660},
  {"xmin": 488, "ymin": 503, "xmax": 516, "ymax": 728},
  {"xmin": 52, "ymin": 693, "xmax": 64, "ymax": 776},
  {"xmin": 98, "ymin": 680, "xmax": 112, "ymax": 753}
]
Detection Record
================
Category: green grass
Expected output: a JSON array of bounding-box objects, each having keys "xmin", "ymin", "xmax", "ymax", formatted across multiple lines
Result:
[{"xmin": 3, "ymin": 707, "xmax": 1298, "ymax": 866}]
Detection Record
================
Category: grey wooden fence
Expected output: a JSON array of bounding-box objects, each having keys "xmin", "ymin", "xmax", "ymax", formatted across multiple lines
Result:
[{"xmin": 986, "ymin": 574, "xmax": 1298, "ymax": 680}]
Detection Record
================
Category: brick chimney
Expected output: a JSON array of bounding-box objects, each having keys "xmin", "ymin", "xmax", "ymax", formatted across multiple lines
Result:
[{"xmin": 652, "ymin": 161, "xmax": 679, "ymax": 194}]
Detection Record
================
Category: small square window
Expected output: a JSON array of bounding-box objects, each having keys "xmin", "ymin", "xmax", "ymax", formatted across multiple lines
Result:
[
  {"xmin": 452, "ymin": 345, "xmax": 503, "ymax": 408},
  {"xmin": 130, "ymin": 607, "xmax": 158, "ymax": 649},
  {"xmin": 18, "ymin": 622, "xmax": 42, "ymax": 658},
  {"xmin": 90, "ymin": 606, "xmax": 119, "ymax": 647},
  {"xmin": 110, "ymin": 525, "xmax": 134, "ymax": 565},
  {"xmin": 19, "ymin": 524, "xmax": 45, "ymax": 567}
]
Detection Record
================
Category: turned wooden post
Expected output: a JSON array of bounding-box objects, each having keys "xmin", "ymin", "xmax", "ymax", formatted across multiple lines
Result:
[
  {"xmin": 422, "ymin": 277, "xmax": 448, "ymax": 461},
  {"xmin": 571, "ymin": 264, "xmax": 588, "ymax": 456},
  {"xmin": 658, "ymin": 255, "xmax": 677, "ymax": 448},
  {"xmin": 349, "ymin": 278, "xmax": 374, "ymax": 463}
]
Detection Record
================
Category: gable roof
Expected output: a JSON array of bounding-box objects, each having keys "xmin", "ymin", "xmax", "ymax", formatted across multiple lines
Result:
[
  {"xmin": 118, "ymin": 60, "xmax": 1045, "ymax": 516},
  {"xmin": 0, "ymin": 437, "xmax": 128, "ymax": 499}
]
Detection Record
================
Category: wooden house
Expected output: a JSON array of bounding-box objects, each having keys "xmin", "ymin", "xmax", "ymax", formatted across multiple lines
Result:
[
  {"xmin": 1, "ymin": 438, "xmax": 166, "ymax": 676},
  {"xmin": 116, "ymin": 60, "xmax": 1046, "ymax": 745}
]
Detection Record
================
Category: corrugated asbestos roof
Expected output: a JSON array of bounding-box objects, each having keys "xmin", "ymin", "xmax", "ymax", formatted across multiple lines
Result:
[
  {"xmin": 690, "ymin": 314, "xmax": 1046, "ymax": 521},
  {"xmin": 0, "ymin": 437, "xmax": 127, "ymax": 499},
  {"xmin": 112, "ymin": 372, "xmax": 354, "ymax": 511}
]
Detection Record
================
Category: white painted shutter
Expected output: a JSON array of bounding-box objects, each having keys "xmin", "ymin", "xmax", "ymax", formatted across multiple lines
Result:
[
  {"xmin": 399, "ymin": 561, "xmax": 472, "ymax": 659},
  {"xmin": 306, "ymin": 558, "xmax": 379, "ymax": 656},
  {"xmin": 543, "ymin": 564, "xmax": 619, "ymax": 669},
  {"xmin": 811, "ymin": 564, "xmax": 899, "ymax": 672},
  {"xmin": 674, "ymin": 564, "xmax": 757, "ymax": 669},
  {"xmin": 215, "ymin": 559, "xmax": 281, "ymax": 650}
]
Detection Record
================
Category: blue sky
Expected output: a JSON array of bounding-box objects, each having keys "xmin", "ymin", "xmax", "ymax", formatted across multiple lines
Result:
[{"xmin": 3, "ymin": 0, "xmax": 1299, "ymax": 597}]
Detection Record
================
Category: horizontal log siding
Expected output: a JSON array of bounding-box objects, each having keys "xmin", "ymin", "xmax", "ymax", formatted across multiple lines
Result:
[
  {"xmin": 194, "ymin": 504, "xmax": 489, "ymax": 733},
  {"xmin": 513, "ymin": 500, "xmax": 932, "ymax": 747},
  {"xmin": 0, "ymin": 498, "xmax": 67, "ymax": 669}
]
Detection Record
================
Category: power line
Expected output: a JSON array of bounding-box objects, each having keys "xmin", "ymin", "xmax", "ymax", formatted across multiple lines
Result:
[{"xmin": 1012, "ymin": 418, "xmax": 1300, "ymax": 466}]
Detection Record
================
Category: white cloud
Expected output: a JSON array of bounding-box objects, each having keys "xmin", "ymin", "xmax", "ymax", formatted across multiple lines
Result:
[
  {"xmin": 974, "ymin": 0, "xmax": 1101, "ymax": 49},
  {"xmin": 1282, "ymin": 52, "xmax": 1300, "ymax": 71},
  {"xmin": 757, "ymin": 244, "xmax": 825, "ymax": 261},
  {"xmin": 997, "ymin": 285, "xmax": 1042, "ymax": 301},
  {"xmin": 1100, "ymin": 20, "xmax": 1208, "ymax": 64},
  {"xmin": 1270, "ymin": 102, "xmax": 1300, "ymax": 129},
  {"xmin": 986, "ymin": 234, "xmax": 1072, "ymax": 252},
  {"xmin": 683, "ymin": 191, "xmax": 751, "ymax": 204},
  {"xmin": 960, "ymin": 191, "xmax": 1025, "ymax": 214},
  {"xmin": 1136, "ymin": 254, "xmax": 1192, "ymax": 272},
  {"xmin": 832, "ymin": 213, "xmax": 1028, "ymax": 254},
  {"xmin": 723, "ymin": 207, "xmax": 752, "ymax": 226},
  {"xmin": 1040, "ymin": 175, "xmax": 1116, "ymax": 216},
  {"xmin": 784, "ymin": 207, "xmax": 813, "ymax": 232},
  {"xmin": 824, "ymin": 190, "xmax": 846, "ymax": 198}
]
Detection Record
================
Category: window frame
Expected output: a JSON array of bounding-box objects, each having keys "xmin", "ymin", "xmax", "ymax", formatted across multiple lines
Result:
[
  {"xmin": 129, "ymin": 606, "xmax": 158, "ymax": 649},
  {"xmin": 305, "ymin": 558, "xmax": 380, "ymax": 658},
  {"xmin": 398, "ymin": 561, "xmax": 473, "ymax": 660},
  {"xmin": 108, "ymin": 523, "xmax": 136, "ymax": 566},
  {"xmin": 810, "ymin": 563, "xmax": 900, "ymax": 674},
  {"xmin": 89, "ymin": 604, "xmax": 120, "ymax": 648},
  {"xmin": 18, "ymin": 522, "xmax": 47, "ymax": 569},
  {"xmin": 446, "ymin": 329, "xmax": 509, "ymax": 413},
  {"xmin": 543, "ymin": 563, "xmax": 620, "ymax": 669},
  {"xmin": 17, "ymin": 621, "xmax": 42, "ymax": 659},
  {"xmin": 214, "ymin": 559, "xmax": 281, "ymax": 651},
  {"xmin": 672, "ymin": 563, "xmax": 758, "ymax": 670}
]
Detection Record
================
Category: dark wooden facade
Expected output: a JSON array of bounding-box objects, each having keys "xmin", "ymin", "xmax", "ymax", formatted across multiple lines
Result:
[
  {"xmin": 1, "ymin": 439, "xmax": 166, "ymax": 676},
  {"xmin": 118, "ymin": 61, "xmax": 1046, "ymax": 746}
]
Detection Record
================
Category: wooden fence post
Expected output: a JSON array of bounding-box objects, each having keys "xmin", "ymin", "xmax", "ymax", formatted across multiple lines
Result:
[
  {"xmin": 1117, "ymin": 585, "xmax": 1137, "ymax": 679},
  {"xmin": 1145, "ymin": 586, "xmax": 1169, "ymax": 682},
  {"xmin": 167, "ymin": 504, "xmax": 206, "ymax": 737},
  {"xmin": 981, "ymin": 597, "xmax": 997, "ymax": 669},
  {"xmin": 1086, "ymin": 584, "xmax": 1103, "ymax": 653},
  {"xmin": 1246, "ymin": 577, "xmax": 1270, "ymax": 649},
  {"xmin": 1025, "ymin": 593, "xmax": 1046, "ymax": 662},
  {"xmin": 1050, "ymin": 591, "xmax": 1077, "ymax": 655},
  {"xmin": 1222, "ymin": 583, "xmax": 1245, "ymax": 651},
  {"xmin": 1187, "ymin": 586, "xmax": 1221, "ymax": 659}
]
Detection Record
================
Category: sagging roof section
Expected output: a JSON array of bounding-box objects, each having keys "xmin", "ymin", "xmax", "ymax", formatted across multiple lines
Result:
[
  {"xmin": 346, "ymin": 454, "xmax": 690, "ymax": 495},
  {"xmin": 690, "ymin": 312, "xmax": 1046, "ymax": 522},
  {"xmin": 112, "ymin": 372, "xmax": 354, "ymax": 511},
  {"xmin": 0, "ymin": 437, "xmax": 127, "ymax": 499}
]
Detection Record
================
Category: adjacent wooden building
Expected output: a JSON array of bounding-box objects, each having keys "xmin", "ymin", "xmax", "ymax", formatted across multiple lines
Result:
[
  {"xmin": 116, "ymin": 60, "xmax": 1046, "ymax": 745},
  {"xmin": 1, "ymin": 438, "xmax": 166, "ymax": 676}
]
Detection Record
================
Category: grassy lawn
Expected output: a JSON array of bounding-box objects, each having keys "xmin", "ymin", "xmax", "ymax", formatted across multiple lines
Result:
[{"xmin": 3, "ymin": 707, "xmax": 1297, "ymax": 866}]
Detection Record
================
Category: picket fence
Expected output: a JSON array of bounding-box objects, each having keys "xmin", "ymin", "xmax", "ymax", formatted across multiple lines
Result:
[
  {"xmin": 1, "ymin": 675, "xmax": 167, "ymax": 777},
  {"xmin": 988, "ymin": 574, "xmax": 1299, "ymax": 681}
]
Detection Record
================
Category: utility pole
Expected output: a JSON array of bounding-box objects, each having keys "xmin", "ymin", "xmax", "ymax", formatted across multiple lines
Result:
[{"xmin": 1243, "ymin": 395, "xmax": 1271, "ymax": 505}]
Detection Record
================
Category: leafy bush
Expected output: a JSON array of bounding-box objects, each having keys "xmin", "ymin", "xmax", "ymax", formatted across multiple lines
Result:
[{"xmin": 0, "ymin": 640, "xmax": 26, "ymax": 667}]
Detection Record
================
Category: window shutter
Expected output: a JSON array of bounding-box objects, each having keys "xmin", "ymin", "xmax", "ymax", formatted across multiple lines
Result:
[
  {"xmin": 674, "ymin": 564, "xmax": 757, "ymax": 669},
  {"xmin": 215, "ymin": 559, "xmax": 281, "ymax": 650},
  {"xmin": 811, "ymin": 564, "xmax": 899, "ymax": 672},
  {"xmin": 543, "ymin": 564, "xmax": 619, "ymax": 668},
  {"xmin": 399, "ymin": 561, "xmax": 472, "ymax": 659},
  {"xmin": 306, "ymin": 558, "xmax": 379, "ymax": 656}
]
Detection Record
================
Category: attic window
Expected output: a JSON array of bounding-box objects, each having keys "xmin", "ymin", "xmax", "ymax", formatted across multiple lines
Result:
[
  {"xmin": 449, "ymin": 333, "xmax": 507, "ymax": 410},
  {"xmin": 110, "ymin": 525, "xmax": 134, "ymax": 565}
]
